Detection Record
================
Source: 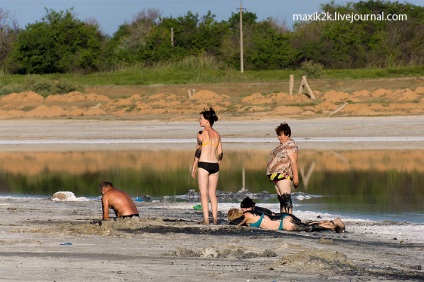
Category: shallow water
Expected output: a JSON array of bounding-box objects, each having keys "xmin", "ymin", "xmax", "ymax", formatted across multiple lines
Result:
[{"xmin": 0, "ymin": 146, "xmax": 423, "ymax": 223}]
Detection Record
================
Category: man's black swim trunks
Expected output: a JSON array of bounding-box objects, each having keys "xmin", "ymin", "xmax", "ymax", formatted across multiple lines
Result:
[{"xmin": 122, "ymin": 214, "xmax": 140, "ymax": 219}]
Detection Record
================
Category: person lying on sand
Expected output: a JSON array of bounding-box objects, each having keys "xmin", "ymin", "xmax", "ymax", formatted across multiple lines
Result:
[
  {"xmin": 228, "ymin": 197, "xmax": 345, "ymax": 233},
  {"xmin": 240, "ymin": 196, "xmax": 279, "ymax": 217},
  {"xmin": 99, "ymin": 181, "xmax": 139, "ymax": 220},
  {"xmin": 239, "ymin": 196, "xmax": 308, "ymax": 222}
]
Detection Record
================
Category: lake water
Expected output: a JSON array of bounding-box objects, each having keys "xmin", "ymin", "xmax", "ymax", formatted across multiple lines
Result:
[{"xmin": 0, "ymin": 145, "xmax": 423, "ymax": 223}]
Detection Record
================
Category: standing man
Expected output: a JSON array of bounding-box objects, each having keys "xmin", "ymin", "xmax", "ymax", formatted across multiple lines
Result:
[
  {"xmin": 266, "ymin": 123, "xmax": 299, "ymax": 214},
  {"xmin": 100, "ymin": 181, "xmax": 139, "ymax": 220}
]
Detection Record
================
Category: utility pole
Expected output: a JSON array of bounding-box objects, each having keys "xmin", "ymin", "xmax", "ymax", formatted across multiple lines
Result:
[
  {"xmin": 239, "ymin": 1, "xmax": 244, "ymax": 73},
  {"xmin": 170, "ymin": 28, "xmax": 174, "ymax": 47}
]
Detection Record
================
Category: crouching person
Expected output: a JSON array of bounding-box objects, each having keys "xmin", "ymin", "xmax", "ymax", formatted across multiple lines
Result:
[{"xmin": 100, "ymin": 181, "xmax": 139, "ymax": 220}]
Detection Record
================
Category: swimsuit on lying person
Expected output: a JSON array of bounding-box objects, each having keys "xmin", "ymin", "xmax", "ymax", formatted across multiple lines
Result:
[
  {"xmin": 247, "ymin": 213, "xmax": 284, "ymax": 230},
  {"xmin": 250, "ymin": 206, "xmax": 291, "ymax": 221},
  {"xmin": 198, "ymin": 162, "xmax": 219, "ymax": 174},
  {"xmin": 249, "ymin": 214, "xmax": 264, "ymax": 228}
]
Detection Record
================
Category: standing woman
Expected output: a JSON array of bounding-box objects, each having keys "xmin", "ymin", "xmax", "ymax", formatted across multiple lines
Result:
[
  {"xmin": 266, "ymin": 123, "xmax": 299, "ymax": 214},
  {"xmin": 191, "ymin": 107, "xmax": 223, "ymax": 225}
]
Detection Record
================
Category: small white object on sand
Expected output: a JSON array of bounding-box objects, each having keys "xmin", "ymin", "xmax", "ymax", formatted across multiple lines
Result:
[{"xmin": 51, "ymin": 191, "xmax": 88, "ymax": 201}]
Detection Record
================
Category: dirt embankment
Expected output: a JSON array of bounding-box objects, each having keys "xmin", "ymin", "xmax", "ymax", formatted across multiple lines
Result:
[{"xmin": 0, "ymin": 81, "xmax": 423, "ymax": 120}]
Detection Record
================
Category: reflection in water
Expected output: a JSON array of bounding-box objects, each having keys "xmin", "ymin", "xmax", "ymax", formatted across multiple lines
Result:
[{"xmin": 0, "ymin": 149, "xmax": 423, "ymax": 220}]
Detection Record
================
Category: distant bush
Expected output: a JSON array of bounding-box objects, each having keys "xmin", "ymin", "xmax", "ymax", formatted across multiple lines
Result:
[
  {"xmin": 23, "ymin": 76, "xmax": 81, "ymax": 96},
  {"xmin": 300, "ymin": 61, "xmax": 324, "ymax": 78},
  {"xmin": 55, "ymin": 79, "xmax": 81, "ymax": 94},
  {"xmin": 0, "ymin": 84, "xmax": 24, "ymax": 96}
]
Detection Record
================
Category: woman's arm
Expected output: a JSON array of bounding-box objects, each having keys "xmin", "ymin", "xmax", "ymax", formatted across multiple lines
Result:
[
  {"xmin": 217, "ymin": 136, "xmax": 223, "ymax": 164},
  {"xmin": 191, "ymin": 132, "xmax": 202, "ymax": 178},
  {"xmin": 288, "ymin": 151, "xmax": 299, "ymax": 188},
  {"xmin": 237, "ymin": 212, "xmax": 254, "ymax": 227},
  {"xmin": 237, "ymin": 216, "xmax": 249, "ymax": 227}
]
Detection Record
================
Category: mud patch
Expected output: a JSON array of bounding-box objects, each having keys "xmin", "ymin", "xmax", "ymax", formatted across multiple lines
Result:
[
  {"xmin": 171, "ymin": 246, "xmax": 277, "ymax": 259},
  {"xmin": 279, "ymin": 249, "xmax": 358, "ymax": 272}
]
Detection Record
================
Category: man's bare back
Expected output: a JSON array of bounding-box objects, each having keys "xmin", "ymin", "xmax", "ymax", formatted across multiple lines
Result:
[{"xmin": 99, "ymin": 181, "xmax": 139, "ymax": 220}]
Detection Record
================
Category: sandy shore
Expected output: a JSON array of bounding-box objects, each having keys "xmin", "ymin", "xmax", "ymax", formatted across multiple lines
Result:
[
  {"xmin": 0, "ymin": 116, "xmax": 423, "ymax": 281},
  {"xmin": 1, "ymin": 197, "xmax": 423, "ymax": 281}
]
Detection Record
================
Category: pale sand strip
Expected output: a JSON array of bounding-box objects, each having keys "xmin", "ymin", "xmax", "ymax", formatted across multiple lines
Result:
[{"xmin": 0, "ymin": 115, "xmax": 423, "ymax": 151}]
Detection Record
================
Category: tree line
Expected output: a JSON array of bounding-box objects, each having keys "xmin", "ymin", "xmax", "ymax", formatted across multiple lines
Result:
[{"xmin": 0, "ymin": 0, "xmax": 423, "ymax": 75}]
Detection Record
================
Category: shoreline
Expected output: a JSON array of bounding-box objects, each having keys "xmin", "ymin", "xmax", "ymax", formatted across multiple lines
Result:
[{"xmin": 2, "ymin": 189, "xmax": 424, "ymax": 225}]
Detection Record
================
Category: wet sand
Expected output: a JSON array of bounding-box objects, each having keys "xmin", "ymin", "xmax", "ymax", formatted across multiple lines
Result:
[{"xmin": 0, "ymin": 116, "xmax": 423, "ymax": 281}]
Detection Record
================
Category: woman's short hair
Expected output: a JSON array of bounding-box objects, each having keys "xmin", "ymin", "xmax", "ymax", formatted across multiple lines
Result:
[{"xmin": 275, "ymin": 122, "xmax": 291, "ymax": 137}]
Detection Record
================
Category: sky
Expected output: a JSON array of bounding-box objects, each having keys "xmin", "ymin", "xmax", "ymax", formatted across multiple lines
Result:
[{"xmin": 1, "ymin": 0, "xmax": 423, "ymax": 36}]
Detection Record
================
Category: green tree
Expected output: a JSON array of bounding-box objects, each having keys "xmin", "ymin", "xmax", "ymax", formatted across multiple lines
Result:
[
  {"xmin": 139, "ymin": 11, "xmax": 228, "ymax": 65},
  {"xmin": 221, "ymin": 11, "xmax": 296, "ymax": 70},
  {"xmin": 220, "ymin": 11, "xmax": 258, "ymax": 69},
  {"xmin": 7, "ymin": 8, "xmax": 104, "ymax": 74},
  {"xmin": 194, "ymin": 12, "xmax": 229, "ymax": 58},
  {"xmin": 291, "ymin": 0, "xmax": 424, "ymax": 68},
  {"xmin": 103, "ymin": 9, "xmax": 161, "ymax": 70},
  {"xmin": 0, "ymin": 8, "xmax": 19, "ymax": 72},
  {"xmin": 246, "ymin": 19, "xmax": 296, "ymax": 70}
]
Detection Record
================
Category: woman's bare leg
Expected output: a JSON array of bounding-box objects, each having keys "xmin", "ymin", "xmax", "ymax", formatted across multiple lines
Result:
[
  {"xmin": 208, "ymin": 172, "xmax": 219, "ymax": 224},
  {"xmin": 275, "ymin": 179, "xmax": 293, "ymax": 213},
  {"xmin": 308, "ymin": 218, "xmax": 345, "ymax": 233},
  {"xmin": 197, "ymin": 168, "xmax": 210, "ymax": 224},
  {"xmin": 332, "ymin": 218, "xmax": 345, "ymax": 233},
  {"xmin": 282, "ymin": 216, "xmax": 345, "ymax": 233}
]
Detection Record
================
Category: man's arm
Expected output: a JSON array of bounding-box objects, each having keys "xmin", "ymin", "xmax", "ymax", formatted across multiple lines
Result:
[{"xmin": 102, "ymin": 197, "xmax": 109, "ymax": 220}]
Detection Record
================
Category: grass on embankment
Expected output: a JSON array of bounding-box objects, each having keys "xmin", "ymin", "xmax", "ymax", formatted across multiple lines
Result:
[{"xmin": 0, "ymin": 56, "xmax": 423, "ymax": 96}]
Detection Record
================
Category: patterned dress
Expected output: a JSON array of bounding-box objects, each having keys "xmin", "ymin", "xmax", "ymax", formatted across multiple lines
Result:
[{"xmin": 266, "ymin": 139, "xmax": 298, "ymax": 180}]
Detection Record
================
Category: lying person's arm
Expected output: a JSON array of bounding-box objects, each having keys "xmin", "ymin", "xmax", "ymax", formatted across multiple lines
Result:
[
  {"xmin": 237, "ymin": 216, "xmax": 249, "ymax": 227},
  {"xmin": 228, "ymin": 215, "xmax": 245, "ymax": 225}
]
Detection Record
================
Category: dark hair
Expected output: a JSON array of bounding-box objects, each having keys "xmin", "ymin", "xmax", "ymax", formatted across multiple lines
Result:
[
  {"xmin": 200, "ymin": 106, "xmax": 218, "ymax": 126},
  {"xmin": 240, "ymin": 197, "xmax": 256, "ymax": 208},
  {"xmin": 99, "ymin": 181, "xmax": 113, "ymax": 190},
  {"xmin": 275, "ymin": 123, "xmax": 291, "ymax": 137}
]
